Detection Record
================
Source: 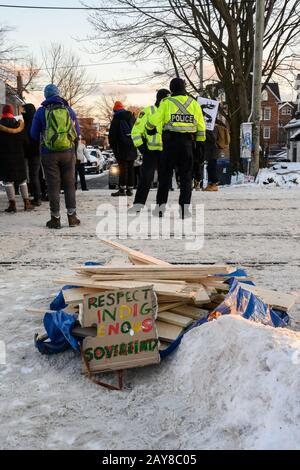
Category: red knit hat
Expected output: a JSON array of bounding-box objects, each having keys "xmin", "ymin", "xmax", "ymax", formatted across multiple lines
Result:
[
  {"xmin": 113, "ymin": 101, "xmax": 124, "ymax": 111},
  {"xmin": 2, "ymin": 104, "xmax": 14, "ymax": 116}
]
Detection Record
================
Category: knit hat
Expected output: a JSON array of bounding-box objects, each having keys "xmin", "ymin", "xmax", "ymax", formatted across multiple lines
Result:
[
  {"xmin": 44, "ymin": 84, "xmax": 60, "ymax": 99},
  {"xmin": 2, "ymin": 104, "xmax": 14, "ymax": 116},
  {"xmin": 169, "ymin": 78, "xmax": 186, "ymax": 95},
  {"xmin": 113, "ymin": 101, "xmax": 125, "ymax": 111},
  {"xmin": 156, "ymin": 89, "xmax": 170, "ymax": 104}
]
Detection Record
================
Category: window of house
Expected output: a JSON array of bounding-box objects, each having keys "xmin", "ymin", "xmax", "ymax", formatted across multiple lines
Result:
[
  {"xmin": 263, "ymin": 107, "xmax": 271, "ymax": 120},
  {"xmin": 262, "ymin": 90, "xmax": 268, "ymax": 101},
  {"xmin": 286, "ymin": 107, "xmax": 292, "ymax": 115},
  {"xmin": 281, "ymin": 107, "xmax": 287, "ymax": 115},
  {"xmin": 263, "ymin": 127, "xmax": 271, "ymax": 139}
]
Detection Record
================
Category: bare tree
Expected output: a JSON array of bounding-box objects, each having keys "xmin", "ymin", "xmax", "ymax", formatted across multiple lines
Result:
[
  {"xmin": 0, "ymin": 24, "xmax": 20, "ymax": 82},
  {"xmin": 42, "ymin": 43, "xmax": 96, "ymax": 106},
  {"xmin": 87, "ymin": 0, "xmax": 300, "ymax": 169},
  {"xmin": 95, "ymin": 93, "xmax": 127, "ymax": 125}
]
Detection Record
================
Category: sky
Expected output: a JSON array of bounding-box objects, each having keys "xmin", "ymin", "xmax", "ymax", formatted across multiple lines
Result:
[
  {"xmin": 0, "ymin": 0, "xmax": 296, "ymax": 114},
  {"xmin": 0, "ymin": 0, "xmax": 167, "ymax": 109}
]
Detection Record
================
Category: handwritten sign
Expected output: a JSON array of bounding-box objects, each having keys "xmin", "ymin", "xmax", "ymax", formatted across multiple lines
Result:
[
  {"xmin": 198, "ymin": 97, "xmax": 220, "ymax": 131},
  {"xmin": 81, "ymin": 287, "xmax": 160, "ymax": 373}
]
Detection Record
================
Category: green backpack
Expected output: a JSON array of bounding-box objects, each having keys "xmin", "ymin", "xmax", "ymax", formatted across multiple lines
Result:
[{"xmin": 44, "ymin": 103, "xmax": 77, "ymax": 152}]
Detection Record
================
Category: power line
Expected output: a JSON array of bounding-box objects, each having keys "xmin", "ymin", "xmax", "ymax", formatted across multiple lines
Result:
[
  {"xmin": 17, "ymin": 57, "xmax": 162, "ymax": 72},
  {"xmin": 0, "ymin": 3, "xmax": 170, "ymax": 10}
]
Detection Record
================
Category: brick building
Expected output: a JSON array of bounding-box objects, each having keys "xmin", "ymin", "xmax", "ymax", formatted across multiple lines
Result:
[{"xmin": 260, "ymin": 83, "xmax": 296, "ymax": 150}]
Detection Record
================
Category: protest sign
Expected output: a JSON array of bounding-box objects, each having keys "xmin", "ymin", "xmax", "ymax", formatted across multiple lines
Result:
[
  {"xmin": 81, "ymin": 286, "xmax": 160, "ymax": 373},
  {"xmin": 198, "ymin": 97, "xmax": 220, "ymax": 131}
]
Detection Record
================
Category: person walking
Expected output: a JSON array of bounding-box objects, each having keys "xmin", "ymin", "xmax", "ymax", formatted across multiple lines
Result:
[
  {"xmin": 31, "ymin": 84, "xmax": 80, "ymax": 229},
  {"xmin": 108, "ymin": 101, "xmax": 137, "ymax": 197},
  {"xmin": 145, "ymin": 78, "xmax": 206, "ymax": 218},
  {"xmin": 0, "ymin": 104, "xmax": 34, "ymax": 213},
  {"xmin": 22, "ymin": 103, "xmax": 42, "ymax": 206},
  {"xmin": 75, "ymin": 138, "xmax": 89, "ymax": 191},
  {"xmin": 129, "ymin": 89, "xmax": 170, "ymax": 213}
]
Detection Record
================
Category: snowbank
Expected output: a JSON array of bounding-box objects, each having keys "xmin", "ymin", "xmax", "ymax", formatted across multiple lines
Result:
[
  {"xmin": 257, "ymin": 164, "xmax": 300, "ymax": 187},
  {"xmin": 163, "ymin": 316, "xmax": 300, "ymax": 449}
]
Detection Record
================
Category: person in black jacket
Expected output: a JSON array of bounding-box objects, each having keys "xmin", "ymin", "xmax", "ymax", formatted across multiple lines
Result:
[
  {"xmin": 0, "ymin": 104, "xmax": 33, "ymax": 212},
  {"xmin": 22, "ymin": 103, "xmax": 42, "ymax": 206},
  {"xmin": 108, "ymin": 101, "xmax": 137, "ymax": 197}
]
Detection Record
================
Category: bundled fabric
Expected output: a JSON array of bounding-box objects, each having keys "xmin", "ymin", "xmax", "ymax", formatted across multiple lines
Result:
[
  {"xmin": 213, "ymin": 279, "xmax": 289, "ymax": 328},
  {"xmin": 35, "ymin": 311, "xmax": 79, "ymax": 355}
]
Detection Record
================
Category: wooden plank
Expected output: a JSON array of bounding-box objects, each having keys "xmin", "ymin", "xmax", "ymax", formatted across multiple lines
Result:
[
  {"xmin": 157, "ymin": 311, "xmax": 193, "ymax": 328},
  {"xmin": 170, "ymin": 305, "xmax": 208, "ymax": 320},
  {"xmin": 157, "ymin": 302, "xmax": 186, "ymax": 313},
  {"xmin": 100, "ymin": 239, "xmax": 170, "ymax": 266},
  {"xmin": 241, "ymin": 284, "xmax": 299, "ymax": 312},
  {"xmin": 79, "ymin": 264, "xmax": 233, "ymax": 275},
  {"xmin": 159, "ymin": 341, "xmax": 170, "ymax": 351},
  {"xmin": 156, "ymin": 321, "xmax": 183, "ymax": 343},
  {"xmin": 63, "ymin": 288, "xmax": 103, "ymax": 304},
  {"xmin": 54, "ymin": 278, "xmax": 193, "ymax": 300}
]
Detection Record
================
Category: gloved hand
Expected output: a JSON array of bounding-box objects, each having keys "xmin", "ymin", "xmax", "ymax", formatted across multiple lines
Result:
[{"xmin": 138, "ymin": 144, "xmax": 147, "ymax": 155}]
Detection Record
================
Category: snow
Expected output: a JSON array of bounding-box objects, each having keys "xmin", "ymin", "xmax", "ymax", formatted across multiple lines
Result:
[
  {"xmin": 1, "ymin": 186, "xmax": 300, "ymax": 450},
  {"xmin": 256, "ymin": 164, "xmax": 300, "ymax": 187}
]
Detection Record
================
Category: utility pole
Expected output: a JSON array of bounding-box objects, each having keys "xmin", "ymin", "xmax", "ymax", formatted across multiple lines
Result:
[
  {"xmin": 199, "ymin": 46, "xmax": 204, "ymax": 95},
  {"xmin": 17, "ymin": 72, "xmax": 24, "ymax": 100},
  {"xmin": 250, "ymin": 0, "xmax": 265, "ymax": 176}
]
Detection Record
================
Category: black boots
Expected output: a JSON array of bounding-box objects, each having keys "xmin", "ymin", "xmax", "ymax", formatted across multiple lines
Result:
[
  {"xmin": 111, "ymin": 187, "xmax": 134, "ymax": 197},
  {"xmin": 5, "ymin": 201, "xmax": 17, "ymax": 213},
  {"xmin": 46, "ymin": 216, "xmax": 61, "ymax": 229},
  {"xmin": 111, "ymin": 188, "xmax": 126, "ymax": 197}
]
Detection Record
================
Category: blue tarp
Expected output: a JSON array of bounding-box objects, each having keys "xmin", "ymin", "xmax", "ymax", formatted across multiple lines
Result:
[{"xmin": 35, "ymin": 267, "xmax": 290, "ymax": 358}]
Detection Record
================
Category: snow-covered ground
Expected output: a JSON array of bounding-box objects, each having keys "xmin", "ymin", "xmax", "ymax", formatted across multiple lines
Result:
[
  {"xmin": 257, "ymin": 163, "xmax": 300, "ymax": 187},
  {"xmin": 0, "ymin": 186, "xmax": 300, "ymax": 450}
]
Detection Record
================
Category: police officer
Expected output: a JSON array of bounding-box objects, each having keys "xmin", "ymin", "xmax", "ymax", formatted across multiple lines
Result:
[
  {"xmin": 129, "ymin": 89, "xmax": 170, "ymax": 213},
  {"xmin": 146, "ymin": 78, "xmax": 206, "ymax": 218}
]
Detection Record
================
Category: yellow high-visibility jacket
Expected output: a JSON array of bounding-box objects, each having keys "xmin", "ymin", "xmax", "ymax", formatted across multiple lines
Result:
[
  {"xmin": 146, "ymin": 95, "xmax": 206, "ymax": 142},
  {"xmin": 131, "ymin": 105, "xmax": 163, "ymax": 151}
]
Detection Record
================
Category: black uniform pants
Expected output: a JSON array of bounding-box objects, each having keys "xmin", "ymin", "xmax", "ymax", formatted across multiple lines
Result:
[
  {"xmin": 134, "ymin": 149, "xmax": 161, "ymax": 205},
  {"xmin": 157, "ymin": 133, "xmax": 194, "ymax": 209},
  {"xmin": 75, "ymin": 162, "xmax": 87, "ymax": 190},
  {"xmin": 118, "ymin": 160, "xmax": 135, "ymax": 188}
]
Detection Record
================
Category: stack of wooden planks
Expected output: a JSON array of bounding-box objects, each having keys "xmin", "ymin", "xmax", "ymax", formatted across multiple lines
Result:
[
  {"xmin": 53, "ymin": 240, "xmax": 240, "ymax": 348},
  {"xmin": 51, "ymin": 240, "xmax": 299, "ymax": 348}
]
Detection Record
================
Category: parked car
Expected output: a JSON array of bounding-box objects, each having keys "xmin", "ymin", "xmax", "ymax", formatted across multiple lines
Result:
[
  {"xmin": 102, "ymin": 151, "xmax": 116, "ymax": 170},
  {"xmin": 84, "ymin": 149, "xmax": 106, "ymax": 174},
  {"xmin": 267, "ymin": 151, "xmax": 290, "ymax": 167}
]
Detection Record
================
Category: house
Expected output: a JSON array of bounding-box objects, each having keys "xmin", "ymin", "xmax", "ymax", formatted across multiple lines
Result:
[
  {"xmin": 285, "ymin": 75, "xmax": 300, "ymax": 162},
  {"xmin": 0, "ymin": 81, "xmax": 24, "ymax": 114},
  {"xmin": 78, "ymin": 117, "xmax": 100, "ymax": 145},
  {"xmin": 285, "ymin": 116, "xmax": 300, "ymax": 162},
  {"xmin": 260, "ymin": 83, "xmax": 297, "ymax": 150}
]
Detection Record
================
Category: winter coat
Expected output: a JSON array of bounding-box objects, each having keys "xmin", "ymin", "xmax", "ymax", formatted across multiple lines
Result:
[
  {"xmin": 109, "ymin": 110, "xmax": 137, "ymax": 162},
  {"xmin": 30, "ymin": 96, "xmax": 80, "ymax": 154},
  {"xmin": 216, "ymin": 123, "xmax": 230, "ymax": 157},
  {"xmin": 76, "ymin": 142, "xmax": 90, "ymax": 164},
  {"xmin": 0, "ymin": 118, "xmax": 27, "ymax": 183},
  {"xmin": 22, "ymin": 103, "xmax": 40, "ymax": 159}
]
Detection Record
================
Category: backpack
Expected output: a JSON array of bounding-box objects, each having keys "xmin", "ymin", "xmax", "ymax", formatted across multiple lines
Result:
[
  {"xmin": 119, "ymin": 118, "xmax": 134, "ymax": 147},
  {"xmin": 216, "ymin": 124, "xmax": 230, "ymax": 149},
  {"xmin": 44, "ymin": 103, "xmax": 77, "ymax": 152}
]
